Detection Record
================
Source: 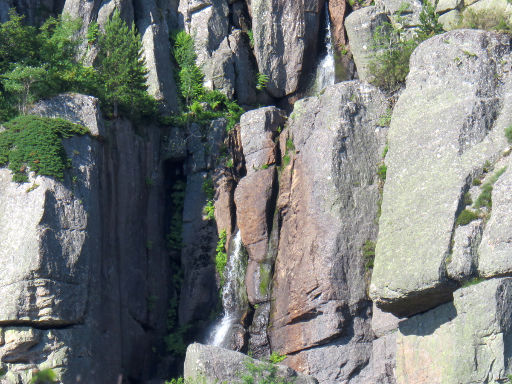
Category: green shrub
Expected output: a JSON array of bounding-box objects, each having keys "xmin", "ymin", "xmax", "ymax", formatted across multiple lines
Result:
[
  {"xmin": 216, "ymin": 230, "xmax": 228, "ymax": 286},
  {"xmin": 256, "ymin": 72, "xmax": 269, "ymax": 91},
  {"xmin": 170, "ymin": 31, "xmax": 244, "ymax": 131},
  {"xmin": 378, "ymin": 109, "xmax": 392, "ymax": 127},
  {"xmin": 241, "ymin": 358, "xmax": 293, "ymax": 384},
  {"xmin": 455, "ymin": 209, "xmax": 479, "ymax": 226},
  {"xmin": 474, "ymin": 167, "xmax": 507, "ymax": 209},
  {"xmin": 369, "ymin": 22, "xmax": 418, "ymax": 91},
  {"xmin": 86, "ymin": 21, "xmax": 99, "ymax": 44},
  {"xmin": 268, "ymin": 352, "xmax": 287, "ymax": 364},
  {"xmin": 247, "ymin": 29, "xmax": 254, "ymax": 48},
  {"xmin": 96, "ymin": 10, "xmax": 156, "ymax": 120},
  {"xmin": 462, "ymin": 277, "xmax": 485, "ymax": 288},
  {"xmin": 417, "ymin": 1, "xmax": 444, "ymax": 40},
  {"xmin": 31, "ymin": 369, "xmax": 57, "ymax": 384},
  {"xmin": 363, "ymin": 240, "xmax": 376, "ymax": 271},
  {"xmin": 505, "ymin": 125, "xmax": 512, "ymax": 144},
  {"xmin": 0, "ymin": 115, "xmax": 87, "ymax": 182},
  {"xmin": 377, "ymin": 164, "xmax": 387, "ymax": 181},
  {"xmin": 259, "ymin": 264, "xmax": 272, "ymax": 296},
  {"xmin": 369, "ymin": 1, "xmax": 444, "ymax": 90}
]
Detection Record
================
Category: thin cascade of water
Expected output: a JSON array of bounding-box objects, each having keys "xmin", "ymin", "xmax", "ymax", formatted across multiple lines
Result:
[
  {"xmin": 207, "ymin": 230, "xmax": 245, "ymax": 347},
  {"xmin": 314, "ymin": 5, "xmax": 336, "ymax": 92}
]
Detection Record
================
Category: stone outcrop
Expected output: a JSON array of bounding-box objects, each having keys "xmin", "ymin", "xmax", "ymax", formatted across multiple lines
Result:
[
  {"xmin": 370, "ymin": 29, "xmax": 512, "ymax": 317},
  {"xmin": 345, "ymin": 6, "xmax": 389, "ymax": 82},
  {"xmin": 184, "ymin": 343, "xmax": 318, "ymax": 384},
  {"xmin": 0, "ymin": 94, "xmax": 180, "ymax": 383},
  {"xmin": 396, "ymin": 278, "xmax": 512, "ymax": 383},
  {"xmin": 268, "ymin": 81, "xmax": 388, "ymax": 383},
  {"xmin": 251, "ymin": 0, "xmax": 324, "ymax": 98}
]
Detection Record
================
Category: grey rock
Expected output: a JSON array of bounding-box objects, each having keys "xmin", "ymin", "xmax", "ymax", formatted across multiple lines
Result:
[
  {"xmin": 345, "ymin": 7, "xmax": 390, "ymax": 82},
  {"xmin": 251, "ymin": 0, "xmax": 323, "ymax": 97},
  {"xmin": 186, "ymin": 118, "xmax": 227, "ymax": 173},
  {"xmin": 204, "ymin": 36, "xmax": 236, "ymax": 98},
  {"xmin": 269, "ymin": 81, "xmax": 388, "ymax": 382},
  {"xmin": 184, "ymin": 343, "xmax": 318, "ymax": 384},
  {"xmin": 478, "ymin": 161, "xmax": 512, "ymax": 277},
  {"xmin": 31, "ymin": 93, "xmax": 104, "ymax": 136},
  {"xmin": 438, "ymin": 9, "xmax": 461, "ymax": 30},
  {"xmin": 179, "ymin": 172, "xmax": 219, "ymax": 325},
  {"xmin": 135, "ymin": 0, "xmax": 179, "ymax": 112},
  {"xmin": 370, "ymin": 30, "xmax": 512, "ymax": 317},
  {"xmin": 239, "ymin": 106, "xmax": 286, "ymax": 171},
  {"xmin": 372, "ymin": 303, "xmax": 399, "ymax": 339},
  {"xmin": 447, "ymin": 219, "xmax": 483, "ymax": 281},
  {"xmin": 436, "ymin": 0, "xmax": 463, "ymax": 13},
  {"xmin": 181, "ymin": 0, "xmax": 230, "ymax": 70},
  {"xmin": 396, "ymin": 278, "xmax": 512, "ymax": 383},
  {"xmin": 228, "ymin": 29, "xmax": 262, "ymax": 106},
  {"xmin": 1, "ymin": 95, "xmax": 175, "ymax": 382},
  {"xmin": 248, "ymin": 302, "xmax": 271, "ymax": 358},
  {"xmin": 376, "ymin": 0, "xmax": 422, "ymax": 25},
  {"xmin": 0, "ymin": 0, "xmax": 10, "ymax": 22},
  {"xmin": 161, "ymin": 127, "xmax": 188, "ymax": 161}
]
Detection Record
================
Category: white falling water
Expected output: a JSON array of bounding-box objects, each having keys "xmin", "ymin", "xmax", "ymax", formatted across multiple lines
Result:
[
  {"xmin": 208, "ymin": 231, "xmax": 244, "ymax": 347},
  {"xmin": 314, "ymin": 6, "xmax": 336, "ymax": 92}
]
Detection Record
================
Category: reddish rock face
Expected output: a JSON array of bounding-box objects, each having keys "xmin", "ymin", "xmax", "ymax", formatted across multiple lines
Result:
[
  {"xmin": 235, "ymin": 167, "xmax": 277, "ymax": 264},
  {"xmin": 268, "ymin": 82, "xmax": 388, "ymax": 382},
  {"xmin": 329, "ymin": 0, "xmax": 347, "ymax": 51}
]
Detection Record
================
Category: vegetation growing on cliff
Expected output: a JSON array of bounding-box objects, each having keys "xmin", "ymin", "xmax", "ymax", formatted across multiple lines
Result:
[
  {"xmin": 0, "ymin": 9, "xmax": 156, "ymax": 123},
  {"xmin": 168, "ymin": 31, "xmax": 244, "ymax": 131},
  {"xmin": 95, "ymin": 10, "xmax": 156, "ymax": 120},
  {"xmin": 369, "ymin": 1, "xmax": 444, "ymax": 90},
  {"xmin": 0, "ymin": 115, "xmax": 87, "ymax": 182}
]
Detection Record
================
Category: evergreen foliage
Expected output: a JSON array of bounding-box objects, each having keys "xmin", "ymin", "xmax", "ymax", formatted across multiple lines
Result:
[
  {"xmin": 95, "ymin": 10, "xmax": 156, "ymax": 120},
  {"xmin": 169, "ymin": 30, "xmax": 244, "ymax": 132},
  {"xmin": 0, "ymin": 115, "xmax": 87, "ymax": 182}
]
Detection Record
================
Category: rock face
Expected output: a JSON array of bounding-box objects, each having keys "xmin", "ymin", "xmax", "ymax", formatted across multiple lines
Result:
[
  {"xmin": 269, "ymin": 81, "xmax": 388, "ymax": 383},
  {"xmin": 0, "ymin": 95, "xmax": 178, "ymax": 383},
  {"xmin": 184, "ymin": 343, "xmax": 318, "ymax": 384},
  {"xmin": 396, "ymin": 278, "xmax": 512, "ymax": 383},
  {"xmin": 178, "ymin": 0, "xmax": 262, "ymax": 105},
  {"xmin": 345, "ymin": 6, "xmax": 389, "ymax": 82},
  {"xmin": 251, "ymin": 0, "xmax": 324, "ymax": 98},
  {"xmin": 370, "ymin": 30, "xmax": 512, "ymax": 317}
]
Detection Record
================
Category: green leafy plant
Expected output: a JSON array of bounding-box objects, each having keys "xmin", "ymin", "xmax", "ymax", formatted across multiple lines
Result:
[
  {"xmin": 170, "ymin": 31, "xmax": 244, "ymax": 132},
  {"xmin": 417, "ymin": 1, "xmax": 444, "ymax": 40},
  {"xmin": 216, "ymin": 229, "xmax": 228, "ymax": 286},
  {"xmin": 268, "ymin": 352, "xmax": 287, "ymax": 364},
  {"xmin": 256, "ymin": 72, "xmax": 269, "ymax": 91},
  {"xmin": 378, "ymin": 109, "xmax": 392, "ymax": 127},
  {"xmin": 377, "ymin": 164, "xmax": 387, "ymax": 181},
  {"xmin": 30, "ymin": 368, "xmax": 57, "ymax": 384},
  {"xmin": 86, "ymin": 21, "xmax": 99, "ymax": 44},
  {"xmin": 363, "ymin": 240, "xmax": 376, "ymax": 271},
  {"xmin": 241, "ymin": 359, "xmax": 293, "ymax": 384},
  {"xmin": 462, "ymin": 277, "xmax": 485, "ymax": 288},
  {"xmin": 474, "ymin": 167, "xmax": 507, "ymax": 209},
  {"xmin": 505, "ymin": 125, "xmax": 512, "ymax": 144},
  {"xmin": 247, "ymin": 29, "xmax": 255, "ymax": 48},
  {"xmin": 0, "ymin": 115, "xmax": 87, "ymax": 182},
  {"xmin": 455, "ymin": 209, "xmax": 479, "ymax": 227}
]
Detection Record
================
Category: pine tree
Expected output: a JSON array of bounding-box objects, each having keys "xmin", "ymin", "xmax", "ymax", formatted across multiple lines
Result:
[{"xmin": 95, "ymin": 10, "xmax": 153, "ymax": 119}]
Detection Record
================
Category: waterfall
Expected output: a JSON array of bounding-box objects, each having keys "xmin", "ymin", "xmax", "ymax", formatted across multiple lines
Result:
[
  {"xmin": 207, "ymin": 231, "xmax": 246, "ymax": 348},
  {"xmin": 313, "ymin": 6, "xmax": 336, "ymax": 93}
]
